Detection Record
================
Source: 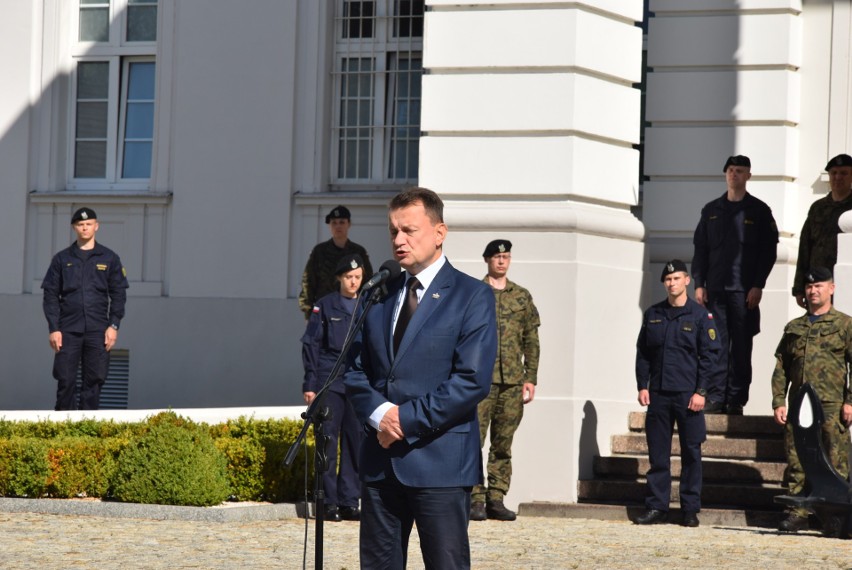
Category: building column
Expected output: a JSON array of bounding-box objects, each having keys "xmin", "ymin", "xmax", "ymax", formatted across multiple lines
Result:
[{"xmin": 420, "ymin": 1, "xmax": 645, "ymax": 505}]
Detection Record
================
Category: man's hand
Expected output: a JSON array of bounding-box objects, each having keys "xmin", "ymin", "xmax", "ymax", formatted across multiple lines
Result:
[
  {"xmin": 774, "ymin": 406, "xmax": 787, "ymax": 426},
  {"xmin": 522, "ymin": 383, "xmax": 536, "ymax": 404},
  {"xmin": 694, "ymin": 287, "xmax": 707, "ymax": 307},
  {"xmin": 793, "ymin": 293, "xmax": 807, "ymax": 309},
  {"xmin": 746, "ymin": 287, "xmax": 763, "ymax": 310},
  {"xmin": 842, "ymin": 403, "xmax": 852, "ymax": 427},
  {"xmin": 688, "ymin": 393, "xmax": 705, "ymax": 412},
  {"xmin": 49, "ymin": 331, "xmax": 62, "ymax": 353},
  {"xmin": 303, "ymin": 392, "xmax": 316, "ymax": 405},
  {"xmin": 637, "ymin": 389, "xmax": 650, "ymax": 407},
  {"xmin": 104, "ymin": 327, "xmax": 118, "ymax": 351},
  {"xmin": 377, "ymin": 405, "xmax": 404, "ymax": 448}
]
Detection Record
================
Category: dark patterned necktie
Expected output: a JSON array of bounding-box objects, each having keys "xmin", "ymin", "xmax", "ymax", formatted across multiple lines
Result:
[{"xmin": 393, "ymin": 277, "xmax": 420, "ymax": 354}]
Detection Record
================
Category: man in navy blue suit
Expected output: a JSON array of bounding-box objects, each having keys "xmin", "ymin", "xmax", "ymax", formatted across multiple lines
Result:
[{"xmin": 345, "ymin": 187, "xmax": 497, "ymax": 569}]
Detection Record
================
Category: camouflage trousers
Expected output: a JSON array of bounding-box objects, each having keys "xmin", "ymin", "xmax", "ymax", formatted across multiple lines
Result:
[
  {"xmin": 472, "ymin": 384, "xmax": 525, "ymax": 503},
  {"xmin": 784, "ymin": 402, "xmax": 851, "ymax": 517}
]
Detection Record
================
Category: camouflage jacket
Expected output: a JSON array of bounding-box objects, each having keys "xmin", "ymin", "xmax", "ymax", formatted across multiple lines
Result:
[
  {"xmin": 771, "ymin": 307, "xmax": 852, "ymax": 408},
  {"xmin": 792, "ymin": 193, "xmax": 852, "ymax": 295},
  {"xmin": 484, "ymin": 277, "xmax": 541, "ymax": 385},
  {"xmin": 298, "ymin": 239, "xmax": 372, "ymax": 318}
]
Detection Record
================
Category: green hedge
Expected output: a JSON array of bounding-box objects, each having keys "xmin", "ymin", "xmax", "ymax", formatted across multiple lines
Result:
[{"xmin": 0, "ymin": 412, "xmax": 315, "ymax": 506}]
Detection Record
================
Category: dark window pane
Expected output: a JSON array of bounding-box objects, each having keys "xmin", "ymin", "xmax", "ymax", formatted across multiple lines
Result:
[
  {"xmin": 75, "ymin": 141, "xmax": 107, "ymax": 178},
  {"xmin": 343, "ymin": 1, "xmax": 375, "ymax": 39},
  {"xmin": 77, "ymin": 62, "xmax": 110, "ymax": 99},
  {"xmin": 76, "ymin": 102, "xmax": 109, "ymax": 138},
  {"xmin": 127, "ymin": 4, "xmax": 157, "ymax": 42},
  {"xmin": 122, "ymin": 141, "xmax": 152, "ymax": 178},
  {"xmin": 80, "ymin": 8, "xmax": 109, "ymax": 42},
  {"xmin": 394, "ymin": 0, "xmax": 424, "ymax": 38}
]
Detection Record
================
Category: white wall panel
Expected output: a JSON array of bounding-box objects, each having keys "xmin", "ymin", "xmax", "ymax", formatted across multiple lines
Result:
[
  {"xmin": 645, "ymin": 70, "xmax": 800, "ymax": 123},
  {"xmin": 421, "ymin": 136, "xmax": 639, "ymax": 205},
  {"xmin": 430, "ymin": 0, "xmax": 645, "ymax": 22},
  {"xmin": 644, "ymin": 126, "xmax": 799, "ymax": 178},
  {"xmin": 651, "ymin": 0, "xmax": 801, "ymax": 12},
  {"xmin": 648, "ymin": 14, "xmax": 802, "ymax": 68},
  {"xmin": 423, "ymin": 74, "xmax": 640, "ymax": 143},
  {"xmin": 425, "ymin": 9, "xmax": 642, "ymax": 82}
]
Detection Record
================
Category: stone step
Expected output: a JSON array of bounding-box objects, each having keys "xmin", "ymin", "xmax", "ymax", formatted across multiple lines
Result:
[
  {"xmin": 628, "ymin": 411, "xmax": 783, "ymax": 437},
  {"xmin": 577, "ymin": 479, "xmax": 786, "ymax": 510},
  {"xmin": 594, "ymin": 455, "xmax": 786, "ymax": 484},
  {"xmin": 611, "ymin": 433, "xmax": 786, "ymax": 460},
  {"xmin": 518, "ymin": 501, "xmax": 784, "ymax": 529}
]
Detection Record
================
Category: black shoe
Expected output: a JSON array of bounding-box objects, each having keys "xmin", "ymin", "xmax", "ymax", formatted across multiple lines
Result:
[
  {"xmin": 339, "ymin": 506, "xmax": 360, "ymax": 521},
  {"xmin": 820, "ymin": 516, "xmax": 842, "ymax": 538},
  {"xmin": 470, "ymin": 502, "xmax": 487, "ymax": 521},
  {"xmin": 324, "ymin": 505, "xmax": 342, "ymax": 522},
  {"xmin": 681, "ymin": 512, "xmax": 699, "ymax": 528},
  {"xmin": 486, "ymin": 500, "xmax": 517, "ymax": 521},
  {"xmin": 778, "ymin": 513, "xmax": 808, "ymax": 532},
  {"xmin": 634, "ymin": 509, "xmax": 668, "ymax": 525},
  {"xmin": 726, "ymin": 404, "xmax": 744, "ymax": 415},
  {"xmin": 703, "ymin": 400, "xmax": 726, "ymax": 414}
]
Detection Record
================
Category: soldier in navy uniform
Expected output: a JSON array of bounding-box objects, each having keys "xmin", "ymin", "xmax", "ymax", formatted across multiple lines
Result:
[
  {"xmin": 42, "ymin": 207, "xmax": 129, "ymax": 411},
  {"xmin": 301, "ymin": 254, "xmax": 366, "ymax": 521},
  {"xmin": 692, "ymin": 155, "xmax": 778, "ymax": 415},
  {"xmin": 634, "ymin": 260, "xmax": 722, "ymax": 528}
]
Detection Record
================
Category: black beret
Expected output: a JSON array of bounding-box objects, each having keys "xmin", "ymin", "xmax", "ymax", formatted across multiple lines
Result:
[
  {"xmin": 71, "ymin": 207, "xmax": 97, "ymax": 223},
  {"xmin": 335, "ymin": 254, "xmax": 364, "ymax": 276},
  {"xmin": 660, "ymin": 259, "xmax": 689, "ymax": 282},
  {"xmin": 804, "ymin": 266, "xmax": 833, "ymax": 284},
  {"xmin": 825, "ymin": 154, "xmax": 852, "ymax": 171},
  {"xmin": 483, "ymin": 239, "xmax": 512, "ymax": 257},
  {"xmin": 723, "ymin": 155, "xmax": 751, "ymax": 172},
  {"xmin": 325, "ymin": 205, "xmax": 351, "ymax": 223}
]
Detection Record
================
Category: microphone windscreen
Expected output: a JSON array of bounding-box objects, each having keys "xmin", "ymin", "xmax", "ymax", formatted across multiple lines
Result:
[{"xmin": 379, "ymin": 259, "xmax": 402, "ymax": 280}]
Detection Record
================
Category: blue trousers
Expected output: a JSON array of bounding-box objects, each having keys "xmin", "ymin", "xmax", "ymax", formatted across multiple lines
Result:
[
  {"xmin": 318, "ymin": 390, "xmax": 363, "ymax": 508},
  {"xmin": 52, "ymin": 330, "xmax": 109, "ymax": 411},
  {"xmin": 360, "ymin": 474, "xmax": 471, "ymax": 569},
  {"xmin": 645, "ymin": 390, "xmax": 706, "ymax": 513},
  {"xmin": 707, "ymin": 290, "xmax": 758, "ymax": 406}
]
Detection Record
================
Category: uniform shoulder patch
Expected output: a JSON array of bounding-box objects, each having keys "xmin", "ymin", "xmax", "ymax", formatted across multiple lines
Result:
[{"xmin": 709, "ymin": 329, "xmax": 716, "ymax": 341}]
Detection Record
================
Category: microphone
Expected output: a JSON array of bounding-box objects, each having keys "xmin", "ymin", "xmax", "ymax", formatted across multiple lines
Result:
[{"xmin": 362, "ymin": 259, "xmax": 402, "ymax": 290}]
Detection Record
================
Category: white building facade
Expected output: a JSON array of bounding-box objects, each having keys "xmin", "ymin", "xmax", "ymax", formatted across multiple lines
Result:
[{"xmin": 0, "ymin": 0, "xmax": 847, "ymax": 507}]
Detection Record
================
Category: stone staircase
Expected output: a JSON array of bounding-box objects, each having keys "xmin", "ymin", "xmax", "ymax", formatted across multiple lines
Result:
[{"xmin": 574, "ymin": 411, "xmax": 788, "ymax": 524}]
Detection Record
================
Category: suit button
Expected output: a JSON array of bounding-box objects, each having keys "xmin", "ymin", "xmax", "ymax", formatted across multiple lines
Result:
[{"xmin": 388, "ymin": 376, "xmax": 394, "ymax": 383}]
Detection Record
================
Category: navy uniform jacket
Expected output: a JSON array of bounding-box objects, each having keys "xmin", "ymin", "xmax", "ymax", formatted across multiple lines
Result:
[
  {"xmin": 301, "ymin": 292, "xmax": 360, "ymax": 395},
  {"xmin": 692, "ymin": 192, "xmax": 778, "ymax": 292},
  {"xmin": 345, "ymin": 261, "xmax": 497, "ymax": 488},
  {"xmin": 636, "ymin": 298, "xmax": 722, "ymax": 393},
  {"xmin": 42, "ymin": 242, "xmax": 129, "ymax": 333}
]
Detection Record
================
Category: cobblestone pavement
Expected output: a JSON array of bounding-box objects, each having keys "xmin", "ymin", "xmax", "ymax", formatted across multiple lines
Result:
[{"xmin": 0, "ymin": 511, "xmax": 850, "ymax": 569}]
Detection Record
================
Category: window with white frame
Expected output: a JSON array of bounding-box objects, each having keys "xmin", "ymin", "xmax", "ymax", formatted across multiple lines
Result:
[
  {"xmin": 332, "ymin": 0, "xmax": 423, "ymax": 187},
  {"xmin": 70, "ymin": 0, "xmax": 158, "ymax": 190}
]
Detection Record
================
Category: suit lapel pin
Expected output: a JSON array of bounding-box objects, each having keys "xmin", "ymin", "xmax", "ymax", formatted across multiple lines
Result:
[{"xmin": 432, "ymin": 293, "xmax": 440, "ymax": 299}]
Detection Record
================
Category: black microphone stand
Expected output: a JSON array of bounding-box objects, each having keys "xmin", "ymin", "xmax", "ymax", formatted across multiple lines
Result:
[{"xmin": 283, "ymin": 283, "xmax": 386, "ymax": 570}]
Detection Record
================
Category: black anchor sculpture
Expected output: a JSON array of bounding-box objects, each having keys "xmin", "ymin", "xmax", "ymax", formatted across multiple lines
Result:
[{"xmin": 774, "ymin": 383, "xmax": 852, "ymax": 538}]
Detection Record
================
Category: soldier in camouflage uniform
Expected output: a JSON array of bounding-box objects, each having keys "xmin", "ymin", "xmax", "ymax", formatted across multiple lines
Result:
[
  {"xmin": 792, "ymin": 154, "xmax": 852, "ymax": 308},
  {"xmin": 772, "ymin": 267, "xmax": 852, "ymax": 533},
  {"xmin": 298, "ymin": 205, "xmax": 373, "ymax": 319},
  {"xmin": 471, "ymin": 240, "xmax": 540, "ymax": 522}
]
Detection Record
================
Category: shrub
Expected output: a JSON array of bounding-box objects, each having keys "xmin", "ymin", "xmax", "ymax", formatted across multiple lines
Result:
[
  {"xmin": 0, "ymin": 437, "xmax": 51, "ymax": 497},
  {"xmin": 112, "ymin": 420, "xmax": 230, "ymax": 506},
  {"xmin": 214, "ymin": 436, "xmax": 265, "ymax": 501},
  {"xmin": 45, "ymin": 437, "xmax": 121, "ymax": 498}
]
